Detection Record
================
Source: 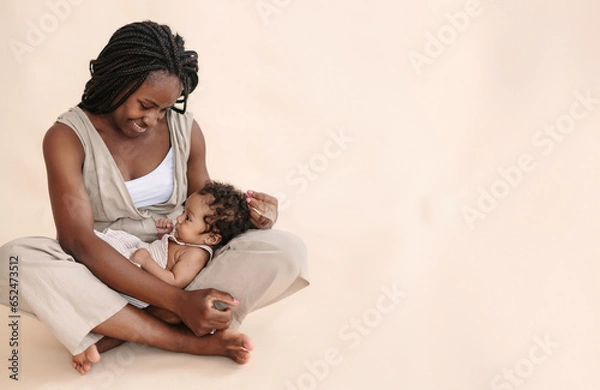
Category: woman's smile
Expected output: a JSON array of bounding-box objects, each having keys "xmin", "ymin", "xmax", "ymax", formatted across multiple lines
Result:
[{"xmin": 131, "ymin": 120, "xmax": 147, "ymax": 133}]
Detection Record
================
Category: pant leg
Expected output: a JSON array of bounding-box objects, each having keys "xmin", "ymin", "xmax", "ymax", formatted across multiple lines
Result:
[
  {"xmin": 185, "ymin": 229, "xmax": 310, "ymax": 327},
  {"xmin": 0, "ymin": 236, "xmax": 128, "ymax": 355}
]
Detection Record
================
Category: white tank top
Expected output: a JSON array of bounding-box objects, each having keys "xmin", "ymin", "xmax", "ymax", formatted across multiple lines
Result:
[{"xmin": 124, "ymin": 147, "xmax": 175, "ymax": 208}]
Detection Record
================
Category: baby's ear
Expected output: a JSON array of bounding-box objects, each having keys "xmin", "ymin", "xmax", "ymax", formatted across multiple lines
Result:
[{"xmin": 207, "ymin": 233, "xmax": 221, "ymax": 246}]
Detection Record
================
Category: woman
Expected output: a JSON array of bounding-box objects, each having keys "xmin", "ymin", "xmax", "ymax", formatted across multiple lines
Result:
[{"xmin": 0, "ymin": 21, "xmax": 308, "ymax": 374}]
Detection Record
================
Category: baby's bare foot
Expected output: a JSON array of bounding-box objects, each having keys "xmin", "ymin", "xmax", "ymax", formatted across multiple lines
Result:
[{"xmin": 72, "ymin": 344, "xmax": 101, "ymax": 375}]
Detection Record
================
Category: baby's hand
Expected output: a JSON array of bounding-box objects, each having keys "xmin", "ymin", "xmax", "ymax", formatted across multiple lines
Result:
[{"xmin": 155, "ymin": 218, "xmax": 174, "ymax": 239}]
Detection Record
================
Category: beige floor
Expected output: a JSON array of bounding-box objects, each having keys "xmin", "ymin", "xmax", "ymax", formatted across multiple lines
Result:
[{"xmin": 1, "ymin": 0, "xmax": 600, "ymax": 389}]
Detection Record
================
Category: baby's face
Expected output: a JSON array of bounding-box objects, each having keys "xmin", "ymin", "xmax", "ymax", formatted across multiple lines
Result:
[{"xmin": 174, "ymin": 193, "xmax": 219, "ymax": 245}]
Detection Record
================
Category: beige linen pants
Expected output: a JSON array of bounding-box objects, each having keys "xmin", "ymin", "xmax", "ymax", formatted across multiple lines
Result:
[{"xmin": 0, "ymin": 229, "xmax": 308, "ymax": 355}]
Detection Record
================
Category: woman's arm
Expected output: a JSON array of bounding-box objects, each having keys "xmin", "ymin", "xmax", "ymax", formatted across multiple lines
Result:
[
  {"xmin": 43, "ymin": 123, "xmax": 181, "ymax": 307},
  {"xmin": 43, "ymin": 123, "xmax": 234, "ymax": 334},
  {"xmin": 186, "ymin": 120, "xmax": 210, "ymax": 195}
]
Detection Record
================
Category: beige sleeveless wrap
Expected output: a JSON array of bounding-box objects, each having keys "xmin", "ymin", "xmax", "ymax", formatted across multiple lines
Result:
[{"xmin": 57, "ymin": 106, "xmax": 192, "ymax": 242}]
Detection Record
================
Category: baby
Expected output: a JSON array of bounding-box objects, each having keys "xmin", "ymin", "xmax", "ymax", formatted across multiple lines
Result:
[
  {"xmin": 73, "ymin": 181, "xmax": 252, "ymax": 374},
  {"xmin": 95, "ymin": 181, "xmax": 251, "ymax": 301}
]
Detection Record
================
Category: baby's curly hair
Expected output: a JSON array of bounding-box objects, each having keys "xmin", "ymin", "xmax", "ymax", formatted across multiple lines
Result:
[{"xmin": 197, "ymin": 181, "xmax": 251, "ymax": 248}]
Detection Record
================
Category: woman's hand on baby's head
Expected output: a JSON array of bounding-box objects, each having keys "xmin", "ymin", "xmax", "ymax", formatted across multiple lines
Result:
[
  {"xmin": 246, "ymin": 190, "xmax": 278, "ymax": 229},
  {"xmin": 155, "ymin": 218, "xmax": 174, "ymax": 238}
]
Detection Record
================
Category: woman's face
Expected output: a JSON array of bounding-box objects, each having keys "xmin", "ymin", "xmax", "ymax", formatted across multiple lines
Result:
[{"xmin": 110, "ymin": 70, "xmax": 183, "ymax": 137}]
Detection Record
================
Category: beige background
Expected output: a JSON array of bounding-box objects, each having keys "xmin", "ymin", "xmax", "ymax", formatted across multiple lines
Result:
[{"xmin": 1, "ymin": 0, "xmax": 599, "ymax": 389}]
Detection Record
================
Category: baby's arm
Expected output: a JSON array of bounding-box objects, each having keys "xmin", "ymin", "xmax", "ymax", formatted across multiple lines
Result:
[
  {"xmin": 133, "ymin": 247, "xmax": 208, "ymax": 289},
  {"xmin": 155, "ymin": 218, "xmax": 174, "ymax": 239}
]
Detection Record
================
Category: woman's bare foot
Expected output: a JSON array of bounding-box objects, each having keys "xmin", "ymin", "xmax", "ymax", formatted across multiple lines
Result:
[
  {"xmin": 71, "ymin": 328, "xmax": 252, "ymax": 374},
  {"xmin": 194, "ymin": 328, "xmax": 254, "ymax": 364},
  {"xmin": 72, "ymin": 344, "xmax": 101, "ymax": 375},
  {"xmin": 85, "ymin": 306, "xmax": 253, "ymax": 368}
]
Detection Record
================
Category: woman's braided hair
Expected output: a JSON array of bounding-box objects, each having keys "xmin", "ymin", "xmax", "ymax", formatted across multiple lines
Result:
[
  {"xmin": 79, "ymin": 21, "xmax": 199, "ymax": 114},
  {"xmin": 198, "ymin": 181, "xmax": 252, "ymax": 249}
]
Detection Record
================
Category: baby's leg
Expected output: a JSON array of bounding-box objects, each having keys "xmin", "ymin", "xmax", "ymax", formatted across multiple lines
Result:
[{"xmin": 130, "ymin": 248, "xmax": 152, "ymax": 268}]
